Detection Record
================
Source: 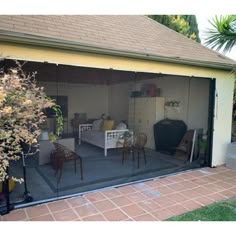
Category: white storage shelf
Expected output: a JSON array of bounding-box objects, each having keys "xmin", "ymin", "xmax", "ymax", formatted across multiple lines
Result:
[{"xmin": 128, "ymin": 97, "xmax": 165, "ymax": 149}]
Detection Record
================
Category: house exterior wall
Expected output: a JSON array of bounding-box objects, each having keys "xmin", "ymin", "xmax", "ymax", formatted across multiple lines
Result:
[
  {"xmin": 0, "ymin": 42, "xmax": 234, "ymax": 166},
  {"xmin": 212, "ymin": 75, "xmax": 234, "ymax": 166},
  {"xmin": 0, "ymin": 42, "xmax": 230, "ymax": 78}
]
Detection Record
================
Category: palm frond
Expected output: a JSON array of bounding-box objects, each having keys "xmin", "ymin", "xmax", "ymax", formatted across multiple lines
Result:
[{"xmin": 205, "ymin": 15, "xmax": 236, "ymax": 53}]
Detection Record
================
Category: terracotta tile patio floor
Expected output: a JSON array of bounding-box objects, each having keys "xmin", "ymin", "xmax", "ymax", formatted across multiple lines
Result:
[{"xmin": 1, "ymin": 166, "xmax": 236, "ymax": 221}]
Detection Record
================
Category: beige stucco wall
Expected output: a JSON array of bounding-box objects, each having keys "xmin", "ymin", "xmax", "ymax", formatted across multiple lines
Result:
[
  {"xmin": 212, "ymin": 74, "xmax": 235, "ymax": 166},
  {"xmin": 1, "ymin": 42, "xmax": 234, "ymax": 166}
]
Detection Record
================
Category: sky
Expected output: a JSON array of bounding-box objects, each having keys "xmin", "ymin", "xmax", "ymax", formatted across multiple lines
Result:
[{"xmin": 196, "ymin": 14, "xmax": 236, "ymax": 61}]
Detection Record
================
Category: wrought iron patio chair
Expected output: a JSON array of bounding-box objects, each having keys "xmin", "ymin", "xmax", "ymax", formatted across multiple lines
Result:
[
  {"xmin": 122, "ymin": 133, "xmax": 147, "ymax": 168},
  {"xmin": 51, "ymin": 142, "xmax": 83, "ymax": 183}
]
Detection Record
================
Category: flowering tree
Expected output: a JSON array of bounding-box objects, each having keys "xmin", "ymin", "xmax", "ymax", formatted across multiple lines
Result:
[{"xmin": 0, "ymin": 63, "xmax": 61, "ymax": 182}]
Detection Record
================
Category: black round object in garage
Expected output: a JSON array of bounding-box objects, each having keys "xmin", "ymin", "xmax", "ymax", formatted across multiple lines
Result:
[{"xmin": 154, "ymin": 119, "xmax": 187, "ymax": 155}]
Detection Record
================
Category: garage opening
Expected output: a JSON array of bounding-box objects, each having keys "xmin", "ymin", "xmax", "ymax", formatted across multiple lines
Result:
[{"xmin": 0, "ymin": 59, "xmax": 214, "ymax": 209}]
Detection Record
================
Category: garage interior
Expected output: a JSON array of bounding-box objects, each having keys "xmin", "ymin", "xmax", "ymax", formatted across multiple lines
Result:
[{"xmin": 0, "ymin": 59, "xmax": 214, "ymax": 208}]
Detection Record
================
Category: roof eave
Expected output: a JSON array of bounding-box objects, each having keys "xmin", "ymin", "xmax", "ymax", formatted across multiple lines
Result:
[{"xmin": 0, "ymin": 30, "xmax": 235, "ymax": 71}]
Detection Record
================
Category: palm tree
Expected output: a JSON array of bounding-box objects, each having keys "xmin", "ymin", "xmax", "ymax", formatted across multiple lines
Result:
[{"xmin": 205, "ymin": 15, "xmax": 236, "ymax": 53}]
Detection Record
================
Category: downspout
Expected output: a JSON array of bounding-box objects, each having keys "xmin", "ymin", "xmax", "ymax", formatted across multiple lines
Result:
[{"xmin": 207, "ymin": 78, "xmax": 216, "ymax": 167}]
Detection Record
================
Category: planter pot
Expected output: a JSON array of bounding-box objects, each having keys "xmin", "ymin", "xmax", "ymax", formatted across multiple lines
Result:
[{"xmin": 0, "ymin": 178, "xmax": 16, "ymax": 193}]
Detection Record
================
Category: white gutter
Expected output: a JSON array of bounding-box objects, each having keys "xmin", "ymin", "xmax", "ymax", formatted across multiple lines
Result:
[{"xmin": 0, "ymin": 30, "xmax": 236, "ymax": 71}]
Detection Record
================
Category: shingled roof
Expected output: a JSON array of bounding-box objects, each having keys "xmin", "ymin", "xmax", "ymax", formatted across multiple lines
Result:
[{"xmin": 0, "ymin": 15, "xmax": 235, "ymax": 68}]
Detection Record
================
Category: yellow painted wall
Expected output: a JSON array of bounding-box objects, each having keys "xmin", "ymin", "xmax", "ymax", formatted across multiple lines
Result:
[
  {"xmin": 0, "ymin": 42, "xmax": 230, "ymax": 78},
  {"xmin": 1, "ymin": 42, "xmax": 235, "ymax": 166}
]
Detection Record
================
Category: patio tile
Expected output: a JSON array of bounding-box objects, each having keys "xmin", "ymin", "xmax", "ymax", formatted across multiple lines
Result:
[
  {"xmin": 120, "ymin": 204, "xmax": 146, "ymax": 217},
  {"xmin": 152, "ymin": 196, "xmax": 176, "ymax": 208},
  {"xmin": 132, "ymin": 182, "xmax": 151, "ymax": 191},
  {"xmin": 218, "ymin": 190, "xmax": 236, "ymax": 199},
  {"xmin": 207, "ymin": 193, "xmax": 226, "ymax": 202},
  {"xmin": 178, "ymin": 172, "xmax": 196, "ymax": 180},
  {"xmin": 229, "ymin": 187, "xmax": 236, "ymax": 194},
  {"xmin": 53, "ymin": 208, "xmax": 79, "ymax": 221},
  {"xmin": 133, "ymin": 213, "xmax": 157, "ymax": 221},
  {"xmin": 191, "ymin": 177, "xmax": 212, "ymax": 185},
  {"xmin": 137, "ymin": 199, "xmax": 162, "ymax": 212},
  {"xmin": 181, "ymin": 200, "xmax": 203, "ymax": 211},
  {"xmin": 224, "ymin": 170, "xmax": 236, "ymax": 177},
  {"xmin": 117, "ymin": 185, "xmax": 137, "ymax": 195},
  {"xmin": 181, "ymin": 180, "xmax": 200, "ymax": 189},
  {"xmin": 47, "ymin": 200, "xmax": 71, "ymax": 213},
  {"xmin": 213, "ymin": 181, "xmax": 234, "ymax": 190},
  {"xmin": 74, "ymin": 203, "xmax": 99, "ymax": 218},
  {"xmin": 188, "ymin": 170, "xmax": 208, "ymax": 178},
  {"xmin": 82, "ymin": 213, "xmax": 107, "ymax": 221},
  {"xmin": 66, "ymin": 196, "xmax": 89, "ymax": 208},
  {"xmin": 144, "ymin": 180, "xmax": 160, "ymax": 188},
  {"xmin": 218, "ymin": 172, "xmax": 233, "ymax": 178},
  {"xmin": 125, "ymin": 192, "xmax": 149, "ymax": 203},
  {"xmin": 151, "ymin": 208, "xmax": 176, "ymax": 220},
  {"xmin": 180, "ymin": 189, "xmax": 203, "ymax": 199},
  {"xmin": 192, "ymin": 186, "xmax": 215, "ymax": 196},
  {"xmin": 225, "ymin": 179, "xmax": 236, "ymax": 186},
  {"xmin": 194, "ymin": 196, "xmax": 215, "ymax": 206},
  {"xmin": 168, "ymin": 183, "xmax": 187, "ymax": 192},
  {"xmin": 100, "ymin": 188, "xmax": 122, "ymax": 199},
  {"xmin": 200, "ymin": 176, "xmax": 218, "ymax": 184},
  {"xmin": 206, "ymin": 166, "xmax": 227, "ymax": 173},
  {"xmin": 93, "ymin": 199, "xmax": 117, "ymax": 212},
  {"xmin": 165, "ymin": 175, "xmax": 185, "ymax": 183},
  {"xmin": 153, "ymin": 178, "xmax": 174, "ymax": 186},
  {"xmin": 141, "ymin": 188, "xmax": 161, "ymax": 199},
  {"xmin": 203, "ymin": 183, "xmax": 225, "ymax": 193},
  {"xmin": 84, "ymin": 192, "xmax": 107, "ymax": 203},
  {"xmin": 2, "ymin": 209, "xmax": 27, "ymax": 221},
  {"xmin": 2, "ymin": 166, "xmax": 236, "ymax": 222},
  {"xmin": 102, "ymin": 209, "xmax": 129, "ymax": 221},
  {"xmin": 216, "ymin": 166, "xmax": 229, "ymax": 171},
  {"xmin": 210, "ymin": 173, "xmax": 230, "ymax": 181},
  {"xmin": 26, "ymin": 204, "xmax": 50, "ymax": 219},
  {"xmin": 30, "ymin": 214, "xmax": 54, "ymax": 221},
  {"xmin": 123, "ymin": 218, "xmax": 134, "ymax": 221},
  {"xmin": 167, "ymin": 203, "xmax": 188, "ymax": 216},
  {"xmin": 154, "ymin": 186, "xmax": 175, "ymax": 196},
  {"xmin": 109, "ymin": 195, "xmax": 133, "ymax": 207},
  {"xmin": 167, "ymin": 192, "xmax": 189, "ymax": 203},
  {"xmin": 196, "ymin": 168, "xmax": 214, "ymax": 175}
]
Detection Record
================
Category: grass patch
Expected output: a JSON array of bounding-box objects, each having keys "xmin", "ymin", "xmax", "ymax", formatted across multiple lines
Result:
[{"xmin": 167, "ymin": 199, "xmax": 236, "ymax": 221}]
